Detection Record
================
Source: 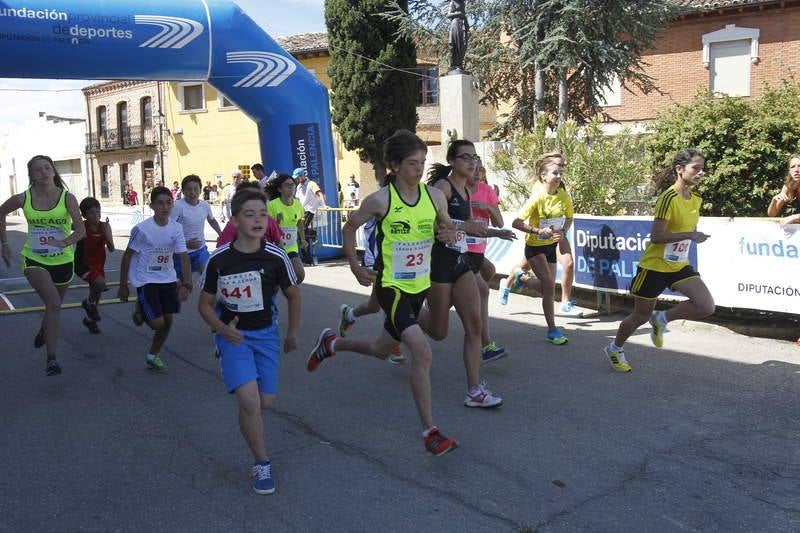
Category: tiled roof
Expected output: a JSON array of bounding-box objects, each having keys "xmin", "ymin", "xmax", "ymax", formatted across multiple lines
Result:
[
  {"xmin": 275, "ymin": 32, "xmax": 329, "ymax": 56},
  {"xmin": 671, "ymin": 0, "xmax": 780, "ymax": 11}
]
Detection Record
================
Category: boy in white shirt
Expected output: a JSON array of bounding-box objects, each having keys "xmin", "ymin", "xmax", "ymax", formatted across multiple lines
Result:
[
  {"xmin": 118, "ymin": 187, "xmax": 192, "ymax": 372},
  {"xmin": 170, "ymin": 174, "xmax": 222, "ymax": 280}
]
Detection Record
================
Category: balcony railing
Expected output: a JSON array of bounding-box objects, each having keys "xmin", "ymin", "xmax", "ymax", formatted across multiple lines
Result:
[{"xmin": 86, "ymin": 125, "xmax": 157, "ymax": 153}]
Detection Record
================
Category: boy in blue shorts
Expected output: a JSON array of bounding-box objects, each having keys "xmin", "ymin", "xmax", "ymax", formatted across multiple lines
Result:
[
  {"xmin": 170, "ymin": 174, "xmax": 222, "ymax": 279},
  {"xmin": 118, "ymin": 186, "xmax": 192, "ymax": 372},
  {"xmin": 198, "ymin": 187, "xmax": 300, "ymax": 495}
]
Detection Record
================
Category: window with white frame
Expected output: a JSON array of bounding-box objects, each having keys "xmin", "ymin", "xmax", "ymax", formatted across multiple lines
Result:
[
  {"xmin": 217, "ymin": 92, "xmax": 236, "ymax": 110},
  {"xmin": 599, "ymin": 75, "xmax": 622, "ymax": 107},
  {"xmin": 702, "ymin": 24, "xmax": 759, "ymax": 98},
  {"xmin": 178, "ymin": 82, "xmax": 205, "ymax": 112}
]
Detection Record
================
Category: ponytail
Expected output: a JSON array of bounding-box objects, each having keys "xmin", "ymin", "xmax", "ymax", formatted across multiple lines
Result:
[
  {"xmin": 653, "ymin": 148, "xmax": 705, "ymax": 194},
  {"xmin": 426, "ymin": 163, "xmax": 452, "ymax": 186}
]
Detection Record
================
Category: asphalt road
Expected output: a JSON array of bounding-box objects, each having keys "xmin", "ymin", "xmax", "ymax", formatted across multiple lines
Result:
[{"xmin": 1, "ymin": 218, "xmax": 799, "ymax": 532}]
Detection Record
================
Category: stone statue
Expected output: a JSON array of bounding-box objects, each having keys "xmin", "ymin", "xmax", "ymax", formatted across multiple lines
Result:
[{"xmin": 447, "ymin": 0, "xmax": 468, "ymax": 74}]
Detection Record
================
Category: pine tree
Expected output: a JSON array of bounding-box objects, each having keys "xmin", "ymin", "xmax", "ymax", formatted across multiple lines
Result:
[{"xmin": 325, "ymin": 0, "xmax": 418, "ymax": 181}]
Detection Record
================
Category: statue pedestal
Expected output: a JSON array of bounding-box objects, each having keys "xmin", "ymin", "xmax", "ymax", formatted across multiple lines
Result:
[{"xmin": 439, "ymin": 73, "xmax": 481, "ymax": 144}]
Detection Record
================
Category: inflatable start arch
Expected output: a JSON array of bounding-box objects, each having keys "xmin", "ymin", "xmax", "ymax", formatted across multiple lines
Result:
[{"xmin": 0, "ymin": 0, "xmax": 339, "ymax": 253}]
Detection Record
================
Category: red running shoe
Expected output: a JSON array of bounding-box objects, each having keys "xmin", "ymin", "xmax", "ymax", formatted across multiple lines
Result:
[
  {"xmin": 423, "ymin": 427, "xmax": 458, "ymax": 456},
  {"xmin": 307, "ymin": 328, "xmax": 336, "ymax": 372}
]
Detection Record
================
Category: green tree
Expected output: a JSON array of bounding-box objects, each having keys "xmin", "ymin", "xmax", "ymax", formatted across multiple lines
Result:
[
  {"xmin": 326, "ymin": 0, "xmax": 418, "ymax": 182},
  {"xmin": 387, "ymin": 0, "xmax": 674, "ymax": 135},
  {"xmin": 493, "ymin": 119, "xmax": 653, "ymax": 215},
  {"xmin": 647, "ymin": 81, "xmax": 800, "ymax": 217}
]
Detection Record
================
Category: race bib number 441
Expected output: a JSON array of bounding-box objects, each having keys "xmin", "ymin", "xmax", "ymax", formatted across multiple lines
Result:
[
  {"xmin": 219, "ymin": 271, "xmax": 264, "ymax": 312},
  {"xmin": 664, "ymin": 239, "xmax": 691, "ymax": 263},
  {"xmin": 392, "ymin": 239, "xmax": 433, "ymax": 280}
]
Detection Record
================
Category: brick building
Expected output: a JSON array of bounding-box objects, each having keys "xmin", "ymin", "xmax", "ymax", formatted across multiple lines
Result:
[{"xmin": 603, "ymin": 0, "xmax": 800, "ymax": 128}]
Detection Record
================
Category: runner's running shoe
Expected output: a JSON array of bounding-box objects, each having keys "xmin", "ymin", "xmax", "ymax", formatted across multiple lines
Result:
[
  {"xmin": 338, "ymin": 304, "xmax": 355, "ymax": 337},
  {"xmin": 498, "ymin": 287, "xmax": 510, "ymax": 306},
  {"xmin": 423, "ymin": 427, "xmax": 458, "ymax": 456},
  {"xmin": 649, "ymin": 312, "xmax": 666, "ymax": 348},
  {"xmin": 388, "ymin": 345, "xmax": 407, "ymax": 365},
  {"xmin": 546, "ymin": 328, "xmax": 568, "ymax": 345},
  {"xmin": 82, "ymin": 317, "xmax": 101, "ymax": 334},
  {"xmin": 559, "ymin": 300, "xmax": 582, "ymax": 317},
  {"xmin": 307, "ymin": 328, "xmax": 336, "ymax": 372},
  {"xmin": 45, "ymin": 359, "xmax": 61, "ymax": 376},
  {"xmin": 146, "ymin": 355, "xmax": 168, "ymax": 373},
  {"xmin": 604, "ymin": 346, "xmax": 632, "ymax": 373},
  {"xmin": 252, "ymin": 461, "xmax": 276, "ymax": 495},
  {"xmin": 464, "ymin": 382, "xmax": 503, "ymax": 408},
  {"xmin": 481, "ymin": 341, "xmax": 508, "ymax": 364},
  {"xmin": 82, "ymin": 299, "xmax": 101, "ymax": 322},
  {"xmin": 34, "ymin": 328, "xmax": 45, "ymax": 348},
  {"xmin": 511, "ymin": 268, "xmax": 526, "ymax": 291}
]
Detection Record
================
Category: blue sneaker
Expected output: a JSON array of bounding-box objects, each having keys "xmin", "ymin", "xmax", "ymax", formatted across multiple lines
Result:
[
  {"xmin": 498, "ymin": 287, "xmax": 510, "ymax": 306},
  {"xmin": 481, "ymin": 342, "xmax": 508, "ymax": 364},
  {"xmin": 511, "ymin": 269, "xmax": 525, "ymax": 291},
  {"xmin": 546, "ymin": 328, "xmax": 568, "ymax": 345},
  {"xmin": 252, "ymin": 461, "xmax": 275, "ymax": 495}
]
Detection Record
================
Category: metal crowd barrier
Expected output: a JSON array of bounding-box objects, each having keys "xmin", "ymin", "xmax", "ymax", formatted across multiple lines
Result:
[{"xmin": 316, "ymin": 207, "xmax": 365, "ymax": 250}]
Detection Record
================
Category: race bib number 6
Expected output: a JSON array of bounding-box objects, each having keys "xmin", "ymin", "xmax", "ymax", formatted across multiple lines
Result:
[
  {"xmin": 664, "ymin": 239, "xmax": 691, "ymax": 263},
  {"xmin": 392, "ymin": 239, "xmax": 433, "ymax": 280},
  {"xmin": 219, "ymin": 271, "xmax": 264, "ymax": 312}
]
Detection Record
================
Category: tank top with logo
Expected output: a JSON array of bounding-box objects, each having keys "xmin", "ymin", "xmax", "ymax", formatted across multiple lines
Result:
[
  {"xmin": 375, "ymin": 182, "xmax": 437, "ymax": 294},
  {"xmin": 21, "ymin": 188, "xmax": 74, "ymax": 265},
  {"xmin": 433, "ymin": 177, "xmax": 471, "ymax": 255}
]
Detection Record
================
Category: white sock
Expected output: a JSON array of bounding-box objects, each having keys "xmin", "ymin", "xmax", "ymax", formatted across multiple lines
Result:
[
  {"xmin": 655, "ymin": 310, "xmax": 668, "ymax": 325},
  {"xmin": 146, "ymin": 353, "xmax": 156, "ymax": 362},
  {"xmin": 609, "ymin": 342, "xmax": 623, "ymax": 352},
  {"xmin": 346, "ymin": 307, "xmax": 356, "ymax": 322},
  {"xmin": 422, "ymin": 427, "xmax": 436, "ymax": 437}
]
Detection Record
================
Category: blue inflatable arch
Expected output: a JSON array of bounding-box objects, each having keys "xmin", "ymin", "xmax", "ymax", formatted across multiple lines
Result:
[{"xmin": 0, "ymin": 0, "xmax": 339, "ymax": 252}]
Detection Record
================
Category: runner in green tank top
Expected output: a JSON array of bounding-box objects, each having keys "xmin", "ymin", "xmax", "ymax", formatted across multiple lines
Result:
[
  {"xmin": 306, "ymin": 130, "xmax": 462, "ymax": 456},
  {"xmin": 0, "ymin": 155, "xmax": 85, "ymax": 376},
  {"xmin": 266, "ymin": 173, "xmax": 307, "ymax": 283}
]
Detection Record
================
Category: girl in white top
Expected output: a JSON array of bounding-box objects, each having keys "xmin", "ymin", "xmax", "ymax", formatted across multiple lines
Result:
[{"xmin": 169, "ymin": 174, "xmax": 222, "ymax": 279}]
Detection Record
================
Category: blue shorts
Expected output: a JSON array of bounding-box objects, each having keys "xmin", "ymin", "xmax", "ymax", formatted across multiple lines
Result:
[
  {"xmin": 173, "ymin": 246, "xmax": 210, "ymax": 279},
  {"xmin": 216, "ymin": 321, "xmax": 281, "ymax": 395}
]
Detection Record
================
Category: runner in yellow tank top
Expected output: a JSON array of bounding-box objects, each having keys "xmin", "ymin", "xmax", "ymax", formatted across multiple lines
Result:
[
  {"xmin": 266, "ymin": 173, "xmax": 307, "ymax": 283},
  {"xmin": 306, "ymin": 129, "xmax": 462, "ymax": 456},
  {"xmin": 604, "ymin": 149, "xmax": 716, "ymax": 373},
  {"xmin": 0, "ymin": 155, "xmax": 85, "ymax": 376}
]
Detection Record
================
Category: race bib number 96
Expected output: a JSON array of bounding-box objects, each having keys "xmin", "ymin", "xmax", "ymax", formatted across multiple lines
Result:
[
  {"xmin": 147, "ymin": 247, "xmax": 174, "ymax": 272},
  {"xmin": 219, "ymin": 271, "xmax": 263, "ymax": 312}
]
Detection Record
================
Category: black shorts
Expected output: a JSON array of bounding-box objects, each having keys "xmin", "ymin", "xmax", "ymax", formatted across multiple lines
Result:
[
  {"xmin": 629, "ymin": 265, "xmax": 700, "ymax": 299},
  {"xmin": 22, "ymin": 256, "xmax": 74, "ymax": 286},
  {"xmin": 431, "ymin": 247, "xmax": 472, "ymax": 283},
  {"xmin": 376, "ymin": 281, "xmax": 428, "ymax": 341},
  {"xmin": 466, "ymin": 252, "xmax": 484, "ymax": 274},
  {"xmin": 525, "ymin": 243, "xmax": 557, "ymax": 264},
  {"xmin": 136, "ymin": 282, "xmax": 180, "ymax": 322},
  {"xmin": 287, "ymin": 251, "xmax": 298, "ymax": 259}
]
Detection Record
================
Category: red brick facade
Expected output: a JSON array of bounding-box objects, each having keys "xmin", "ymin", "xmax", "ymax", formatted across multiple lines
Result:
[{"xmin": 606, "ymin": 2, "xmax": 800, "ymax": 123}]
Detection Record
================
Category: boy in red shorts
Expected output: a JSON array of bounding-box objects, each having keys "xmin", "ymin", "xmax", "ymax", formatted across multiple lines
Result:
[{"xmin": 75, "ymin": 197, "xmax": 115, "ymax": 333}]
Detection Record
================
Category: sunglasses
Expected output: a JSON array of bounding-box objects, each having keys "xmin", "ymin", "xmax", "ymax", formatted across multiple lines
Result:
[{"xmin": 453, "ymin": 154, "xmax": 481, "ymax": 162}]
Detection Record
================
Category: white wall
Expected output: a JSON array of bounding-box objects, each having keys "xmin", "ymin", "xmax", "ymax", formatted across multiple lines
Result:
[{"xmin": 0, "ymin": 114, "xmax": 89, "ymax": 202}]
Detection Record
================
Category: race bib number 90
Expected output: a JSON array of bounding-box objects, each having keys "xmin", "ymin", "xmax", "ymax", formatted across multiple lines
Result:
[
  {"xmin": 29, "ymin": 226, "xmax": 65, "ymax": 256},
  {"xmin": 219, "ymin": 271, "xmax": 264, "ymax": 312},
  {"xmin": 664, "ymin": 239, "xmax": 691, "ymax": 263},
  {"xmin": 147, "ymin": 247, "xmax": 174, "ymax": 272},
  {"xmin": 392, "ymin": 239, "xmax": 433, "ymax": 280}
]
